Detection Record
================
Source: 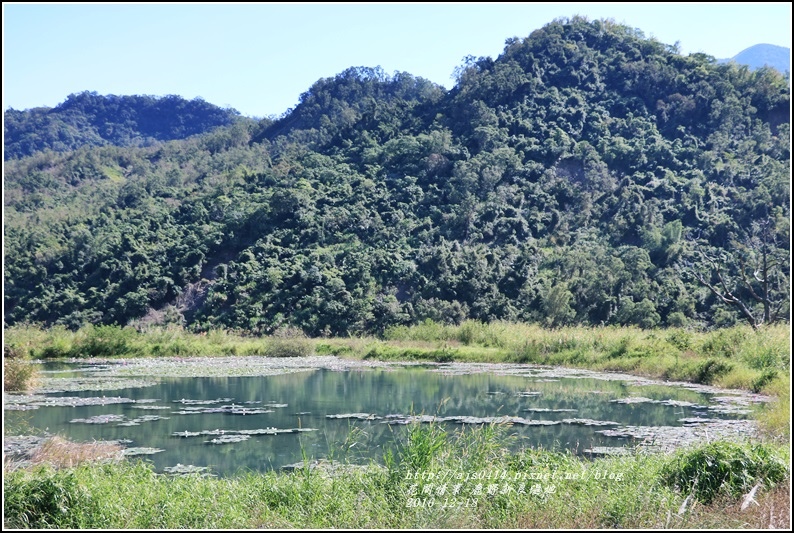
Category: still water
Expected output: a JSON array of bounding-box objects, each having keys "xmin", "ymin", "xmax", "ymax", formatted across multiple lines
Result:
[{"xmin": 5, "ymin": 363, "xmax": 751, "ymax": 476}]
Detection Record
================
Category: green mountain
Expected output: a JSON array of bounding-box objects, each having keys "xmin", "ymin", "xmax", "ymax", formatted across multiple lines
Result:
[
  {"xmin": 3, "ymin": 92, "xmax": 242, "ymax": 161},
  {"xmin": 4, "ymin": 17, "xmax": 790, "ymax": 334}
]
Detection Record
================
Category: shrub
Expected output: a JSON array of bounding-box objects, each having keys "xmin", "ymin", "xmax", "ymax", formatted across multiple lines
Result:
[
  {"xmin": 3, "ymin": 345, "xmax": 39, "ymax": 392},
  {"xmin": 265, "ymin": 328, "xmax": 312, "ymax": 357},
  {"xmin": 693, "ymin": 359, "xmax": 733, "ymax": 384},
  {"xmin": 72, "ymin": 325, "xmax": 142, "ymax": 358},
  {"xmin": 3, "ymin": 467, "xmax": 99, "ymax": 528},
  {"xmin": 661, "ymin": 442, "xmax": 789, "ymax": 504}
]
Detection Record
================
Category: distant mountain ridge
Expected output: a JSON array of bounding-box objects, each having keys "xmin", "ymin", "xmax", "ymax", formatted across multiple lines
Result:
[
  {"xmin": 3, "ymin": 92, "xmax": 241, "ymax": 160},
  {"xmin": 720, "ymin": 43, "xmax": 790, "ymax": 72}
]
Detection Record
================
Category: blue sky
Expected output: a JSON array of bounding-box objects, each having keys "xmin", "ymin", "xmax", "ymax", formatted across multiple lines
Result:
[{"xmin": 3, "ymin": 2, "xmax": 791, "ymax": 118}]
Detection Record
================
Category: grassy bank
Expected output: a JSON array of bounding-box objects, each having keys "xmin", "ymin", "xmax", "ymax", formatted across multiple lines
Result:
[
  {"xmin": 3, "ymin": 425, "xmax": 789, "ymax": 529},
  {"xmin": 5, "ymin": 322, "xmax": 790, "ymax": 388}
]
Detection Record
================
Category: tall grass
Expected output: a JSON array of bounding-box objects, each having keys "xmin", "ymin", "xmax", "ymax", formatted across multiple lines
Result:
[
  {"xmin": 3, "ymin": 324, "xmax": 310, "ymax": 359},
  {"xmin": 384, "ymin": 321, "xmax": 790, "ymax": 391}
]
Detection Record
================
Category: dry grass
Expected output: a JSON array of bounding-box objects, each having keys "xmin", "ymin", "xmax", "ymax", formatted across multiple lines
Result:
[
  {"xmin": 677, "ymin": 478, "xmax": 791, "ymax": 529},
  {"xmin": 3, "ymin": 353, "xmax": 40, "ymax": 392},
  {"xmin": 28, "ymin": 437, "xmax": 123, "ymax": 469}
]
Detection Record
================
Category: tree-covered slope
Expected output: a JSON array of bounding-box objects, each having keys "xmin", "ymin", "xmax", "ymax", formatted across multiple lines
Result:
[
  {"xmin": 4, "ymin": 17, "xmax": 790, "ymax": 334},
  {"xmin": 3, "ymin": 92, "xmax": 242, "ymax": 161}
]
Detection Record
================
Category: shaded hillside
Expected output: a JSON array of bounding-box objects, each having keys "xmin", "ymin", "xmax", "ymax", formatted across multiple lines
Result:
[
  {"xmin": 4, "ymin": 17, "xmax": 790, "ymax": 334},
  {"xmin": 3, "ymin": 92, "xmax": 242, "ymax": 160}
]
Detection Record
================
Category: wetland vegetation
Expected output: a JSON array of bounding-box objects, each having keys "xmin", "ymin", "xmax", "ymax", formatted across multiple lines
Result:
[{"xmin": 4, "ymin": 321, "xmax": 790, "ymax": 528}]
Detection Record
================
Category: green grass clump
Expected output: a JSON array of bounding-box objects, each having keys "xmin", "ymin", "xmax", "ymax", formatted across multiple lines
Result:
[
  {"xmin": 660, "ymin": 441, "xmax": 789, "ymax": 504},
  {"xmin": 4, "ymin": 466, "xmax": 99, "ymax": 529}
]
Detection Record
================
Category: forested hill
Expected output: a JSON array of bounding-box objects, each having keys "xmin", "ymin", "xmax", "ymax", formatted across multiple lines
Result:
[
  {"xmin": 4, "ymin": 17, "xmax": 790, "ymax": 334},
  {"xmin": 3, "ymin": 92, "xmax": 242, "ymax": 160}
]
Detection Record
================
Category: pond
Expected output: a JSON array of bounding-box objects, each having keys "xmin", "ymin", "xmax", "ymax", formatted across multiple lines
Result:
[{"xmin": 3, "ymin": 357, "xmax": 768, "ymax": 477}]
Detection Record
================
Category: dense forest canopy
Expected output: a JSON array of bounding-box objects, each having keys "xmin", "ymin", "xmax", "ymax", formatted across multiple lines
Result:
[
  {"xmin": 4, "ymin": 92, "xmax": 241, "ymax": 161},
  {"xmin": 3, "ymin": 17, "xmax": 790, "ymax": 335}
]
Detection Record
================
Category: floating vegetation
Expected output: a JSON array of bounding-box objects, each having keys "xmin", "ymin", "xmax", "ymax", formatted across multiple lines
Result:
[
  {"xmin": 117, "ymin": 415, "xmax": 170, "ymax": 426},
  {"xmin": 225, "ymin": 408, "xmax": 273, "ymax": 415},
  {"xmin": 281, "ymin": 459, "xmax": 378, "ymax": 475},
  {"xmin": 611, "ymin": 397, "xmax": 705, "ymax": 408},
  {"xmin": 704, "ymin": 395, "xmax": 768, "ymax": 416},
  {"xmin": 35, "ymin": 377, "xmax": 158, "ymax": 393},
  {"xmin": 122, "ymin": 447, "xmax": 165, "ymax": 456},
  {"xmin": 523, "ymin": 408, "xmax": 577, "ymax": 413},
  {"xmin": 326, "ymin": 413, "xmax": 381, "ymax": 420},
  {"xmin": 4, "ymin": 394, "xmax": 137, "ymax": 409},
  {"xmin": 70, "ymin": 414, "xmax": 169, "ymax": 426},
  {"xmin": 380, "ymin": 414, "xmax": 561, "ymax": 426},
  {"xmin": 162, "ymin": 463, "xmax": 214, "ymax": 476},
  {"xmin": 174, "ymin": 431, "xmax": 204, "ymax": 438},
  {"xmin": 70, "ymin": 414, "xmax": 127, "ymax": 424},
  {"xmin": 515, "ymin": 391, "xmax": 542, "ymax": 397},
  {"xmin": 4, "ymin": 404, "xmax": 39, "ymax": 411},
  {"xmin": 596, "ymin": 419, "xmax": 758, "ymax": 452},
  {"xmin": 108, "ymin": 356, "xmax": 415, "ymax": 380},
  {"xmin": 583, "ymin": 446, "xmax": 635, "ymax": 457},
  {"xmin": 381, "ymin": 414, "xmax": 440, "ymax": 425},
  {"xmin": 171, "ymin": 405, "xmax": 275, "ymax": 415},
  {"xmin": 172, "ymin": 427, "xmax": 317, "ymax": 439},
  {"xmin": 172, "ymin": 397, "xmax": 234, "ymax": 405},
  {"xmin": 678, "ymin": 417, "xmax": 718, "ymax": 425},
  {"xmin": 451, "ymin": 416, "xmax": 559, "ymax": 426},
  {"xmin": 206, "ymin": 434, "xmax": 251, "ymax": 445},
  {"xmin": 560, "ymin": 418, "xmax": 620, "ymax": 426},
  {"xmin": 612, "ymin": 396, "xmax": 655, "ymax": 404}
]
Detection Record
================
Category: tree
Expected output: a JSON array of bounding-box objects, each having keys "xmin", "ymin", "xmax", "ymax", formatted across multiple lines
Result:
[{"xmin": 687, "ymin": 218, "xmax": 789, "ymax": 329}]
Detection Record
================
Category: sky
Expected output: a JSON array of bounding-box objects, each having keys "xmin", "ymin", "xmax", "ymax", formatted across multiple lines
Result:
[{"xmin": 3, "ymin": 2, "xmax": 792, "ymax": 119}]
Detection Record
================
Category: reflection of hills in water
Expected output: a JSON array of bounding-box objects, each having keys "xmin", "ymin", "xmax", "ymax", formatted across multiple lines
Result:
[{"xmin": 4, "ymin": 362, "xmax": 765, "ymax": 476}]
